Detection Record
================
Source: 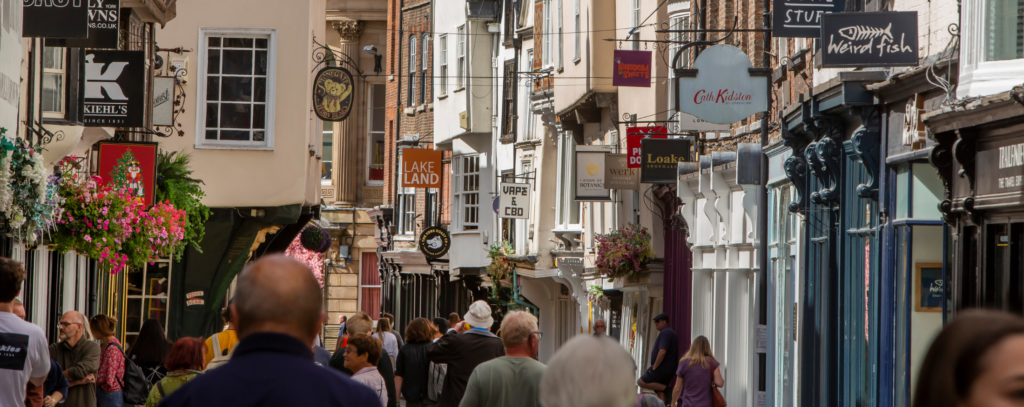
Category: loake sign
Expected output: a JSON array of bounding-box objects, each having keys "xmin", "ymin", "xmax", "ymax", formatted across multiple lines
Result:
[{"xmin": 401, "ymin": 148, "xmax": 443, "ymax": 188}]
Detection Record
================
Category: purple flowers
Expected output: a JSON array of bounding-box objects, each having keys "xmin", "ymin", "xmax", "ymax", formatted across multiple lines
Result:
[{"xmin": 594, "ymin": 223, "xmax": 655, "ymax": 283}]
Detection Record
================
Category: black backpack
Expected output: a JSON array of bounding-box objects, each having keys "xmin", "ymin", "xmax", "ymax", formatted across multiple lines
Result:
[{"xmin": 108, "ymin": 342, "xmax": 151, "ymax": 405}]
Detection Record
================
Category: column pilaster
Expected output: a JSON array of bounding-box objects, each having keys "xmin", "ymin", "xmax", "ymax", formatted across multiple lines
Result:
[{"xmin": 331, "ymin": 20, "xmax": 364, "ymax": 205}]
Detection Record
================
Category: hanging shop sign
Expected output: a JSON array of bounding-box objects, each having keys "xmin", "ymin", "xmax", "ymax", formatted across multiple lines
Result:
[
  {"xmin": 575, "ymin": 148, "xmax": 611, "ymax": 201},
  {"xmin": 976, "ymin": 136, "xmax": 1024, "ymax": 200},
  {"xmin": 499, "ymin": 182, "xmax": 531, "ymax": 219},
  {"xmin": 97, "ymin": 141, "xmax": 158, "ymax": 208},
  {"xmin": 902, "ymin": 94, "xmax": 925, "ymax": 148},
  {"xmin": 678, "ymin": 45, "xmax": 767, "ymax": 125},
  {"xmin": 604, "ymin": 154, "xmax": 639, "ymax": 190},
  {"xmin": 80, "ymin": 50, "xmax": 145, "ymax": 127},
  {"xmin": 627, "ymin": 126, "xmax": 668, "ymax": 168},
  {"xmin": 641, "ymin": 138, "xmax": 690, "ymax": 184},
  {"xmin": 419, "ymin": 226, "xmax": 451, "ymax": 259},
  {"xmin": 772, "ymin": 0, "xmax": 845, "ymax": 38},
  {"xmin": 22, "ymin": 0, "xmax": 89, "ymax": 38},
  {"xmin": 0, "ymin": 0, "xmax": 21, "ymax": 133},
  {"xmin": 612, "ymin": 50, "xmax": 652, "ymax": 88},
  {"xmin": 45, "ymin": 0, "xmax": 120, "ymax": 49},
  {"xmin": 820, "ymin": 12, "xmax": 919, "ymax": 68},
  {"xmin": 313, "ymin": 67, "xmax": 354, "ymax": 122},
  {"xmin": 677, "ymin": 112, "xmax": 731, "ymax": 131},
  {"xmin": 152, "ymin": 77, "xmax": 174, "ymax": 126},
  {"xmin": 401, "ymin": 148, "xmax": 443, "ymax": 188}
]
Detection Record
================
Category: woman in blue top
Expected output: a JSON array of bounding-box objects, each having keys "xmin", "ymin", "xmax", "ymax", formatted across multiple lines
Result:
[{"xmin": 670, "ymin": 336, "xmax": 724, "ymax": 407}]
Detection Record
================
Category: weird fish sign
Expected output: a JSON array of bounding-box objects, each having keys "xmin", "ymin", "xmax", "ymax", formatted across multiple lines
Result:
[
  {"xmin": 313, "ymin": 67, "xmax": 354, "ymax": 122},
  {"xmin": 821, "ymin": 12, "xmax": 919, "ymax": 68}
]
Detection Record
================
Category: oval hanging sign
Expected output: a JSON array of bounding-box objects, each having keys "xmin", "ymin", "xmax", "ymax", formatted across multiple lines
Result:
[
  {"xmin": 419, "ymin": 226, "xmax": 451, "ymax": 259},
  {"xmin": 313, "ymin": 67, "xmax": 354, "ymax": 122}
]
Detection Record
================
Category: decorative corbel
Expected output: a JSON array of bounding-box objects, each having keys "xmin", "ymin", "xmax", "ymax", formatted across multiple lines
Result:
[
  {"xmin": 677, "ymin": 182, "xmax": 698, "ymax": 245},
  {"xmin": 710, "ymin": 167, "xmax": 731, "ymax": 244},
  {"xmin": 699, "ymin": 170, "xmax": 720, "ymax": 243},
  {"xmin": 851, "ymin": 107, "xmax": 881, "ymax": 200},
  {"xmin": 953, "ymin": 128, "xmax": 978, "ymax": 195},
  {"xmin": 806, "ymin": 142, "xmax": 826, "ymax": 205},
  {"xmin": 928, "ymin": 129, "xmax": 957, "ymax": 223},
  {"xmin": 814, "ymin": 117, "xmax": 844, "ymax": 204},
  {"xmin": 785, "ymin": 155, "xmax": 810, "ymax": 213}
]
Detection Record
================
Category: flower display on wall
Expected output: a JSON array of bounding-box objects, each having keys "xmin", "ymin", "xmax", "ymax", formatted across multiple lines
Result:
[
  {"xmin": 300, "ymin": 224, "xmax": 331, "ymax": 253},
  {"xmin": 0, "ymin": 130, "xmax": 63, "ymax": 244},
  {"xmin": 285, "ymin": 234, "xmax": 325, "ymax": 287},
  {"xmin": 595, "ymin": 223, "xmax": 655, "ymax": 283}
]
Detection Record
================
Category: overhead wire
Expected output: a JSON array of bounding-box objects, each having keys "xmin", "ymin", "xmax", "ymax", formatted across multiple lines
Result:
[{"xmin": 359, "ymin": 23, "xmax": 661, "ymax": 36}]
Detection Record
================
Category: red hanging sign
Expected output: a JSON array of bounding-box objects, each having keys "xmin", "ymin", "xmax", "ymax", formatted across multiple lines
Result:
[
  {"xmin": 97, "ymin": 141, "xmax": 158, "ymax": 208},
  {"xmin": 626, "ymin": 126, "xmax": 668, "ymax": 168}
]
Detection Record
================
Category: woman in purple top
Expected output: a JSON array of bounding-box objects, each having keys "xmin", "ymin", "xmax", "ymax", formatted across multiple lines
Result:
[{"xmin": 670, "ymin": 336, "xmax": 724, "ymax": 407}]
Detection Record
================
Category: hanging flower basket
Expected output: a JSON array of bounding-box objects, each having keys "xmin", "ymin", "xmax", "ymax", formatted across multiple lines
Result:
[
  {"xmin": 0, "ymin": 132, "xmax": 63, "ymax": 244},
  {"xmin": 486, "ymin": 241, "xmax": 514, "ymax": 285},
  {"xmin": 299, "ymin": 224, "xmax": 331, "ymax": 253},
  {"xmin": 285, "ymin": 235, "xmax": 325, "ymax": 287},
  {"xmin": 595, "ymin": 223, "xmax": 654, "ymax": 283}
]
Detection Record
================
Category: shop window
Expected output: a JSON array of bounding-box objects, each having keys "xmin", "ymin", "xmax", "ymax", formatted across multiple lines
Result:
[
  {"xmin": 893, "ymin": 163, "xmax": 944, "ymax": 220},
  {"xmin": 367, "ymin": 84, "xmax": 386, "ymax": 184},
  {"xmin": 322, "ymin": 120, "xmax": 333, "ymax": 184},
  {"xmin": 124, "ymin": 261, "xmax": 172, "ymax": 346},
  {"xmin": 197, "ymin": 30, "xmax": 276, "ymax": 149},
  {"xmin": 456, "ymin": 155, "xmax": 481, "ymax": 230}
]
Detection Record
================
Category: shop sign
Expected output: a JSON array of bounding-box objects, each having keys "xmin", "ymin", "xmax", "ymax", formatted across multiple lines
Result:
[
  {"xmin": 401, "ymin": 148, "xmax": 443, "ymax": 188},
  {"xmin": 152, "ymin": 77, "xmax": 174, "ymax": 126},
  {"xmin": 575, "ymin": 148, "xmax": 611, "ymax": 201},
  {"xmin": 678, "ymin": 45, "xmax": 767, "ymax": 125},
  {"xmin": 915, "ymin": 263, "xmax": 943, "ymax": 312},
  {"xmin": 0, "ymin": 0, "xmax": 21, "ymax": 133},
  {"xmin": 677, "ymin": 112, "xmax": 731, "ymax": 131},
  {"xmin": 23, "ymin": 0, "xmax": 89, "ymax": 38},
  {"xmin": 612, "ymin": 50, "xmax": 652, "ymax": 88},
  {"xmin": 821, "ymin": 12, "xmax": 919, "ymax": 68},
  {"xmin": 419, "ymin": 226, "xmax": 451, "ymax": 259},
  {"xmin": 977, "ymin": 137, "xmax": 1024, "ymax": 197},
  {"xmin": 641, "ymin": 138, "xmax": 690, "ymax": 184},
  {"xmin": 97, "ymin": 141, "xmax": 158, "ymax": 208},
  {"xmin": 772, "ymin": 0, "xmax": 845, "ymax": 38},
  {"xmin": 313, "ymin": 67, "xmax": 354, "ymax": 122},
  {"xmin": 45, "ymin": 0, "xmax": 120, "ymax": 49},
  {"xmin": 604, "ymin": 154, "xmax": 639, "ymax": 190},
  {"xmin": 627, "ymin": 126, "xmax": 668, "ymax": 168},
  {"xmin": 499, "ymin": 182, "xmax": 531, "ymax": 219},
  {"xmin": 185, "ymin": 291, "xmax": 204, "ymax": 306},
  {"xmin": 80, "ymin": 51, "xmax": 145, "ymax": 127},
  {"xmin": 902, "ymin": 94, "xmax": 925, "ymax": 148}
]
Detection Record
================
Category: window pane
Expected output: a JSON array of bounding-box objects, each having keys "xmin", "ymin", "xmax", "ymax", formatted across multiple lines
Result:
[
  {"xmin": 253, "ymin": 131, "xmax": 265, "ymax": 142},
  {"xmin": 252, "ymin": 104, "xmax": 266, "ymax": 129},
  {"xmin": 126, "ymin": 298, "xmax": 142, "ymax": 336},
  {"xmin": 206, "ymin": 104, "xmax": 219, "ymax": 127},
  {"xmin": 208, "ymin": 37, "xmax": 221, "ymax": 47},
  {"xmin": 207, "ymin": 49, "xmax": 220, "ymax": 74},
  {"xmin": 144, "ymin": 298, "xmax": 168, "ymax": 329},
  {"xmin": 221, "ymin": 76, "xmax": 253, "ymax": 101},
  {"xmin": 219, "ymin": 103, "xmax": 252, "ymax": 129},
  {"xmin": 206, "ymin": 130, "xmax": 218, "ymax": 140},
  {"xmin": 221, "ymin": 130, "xmax": 251, "ymax": 141},
  {"xmin": 255, "ymin": 38, "xmax": 268, "ymax": 49},
  {"xmin": 222, "ymin": 50, "xmax": 254, "ymax": 75},
  {"xmin": 224, "ymin": 37, "xmax": 254, "ymax": 48},
  {"xmin": 43, "ymin": 47, "xmax": 63, "ymax": 69},
  {"xmin": 207, "ymin": 77, "xmax": 220, "ymax": 101},
  {"xmin": 254, "ymin": 77, "xmax": 266, "ymax": 102},
  {"xmin": 255, "ymin": 51, "xmax": 268, "ymax": 75},
  {"xmin": 42, "ymin": 74, "xmax": 63, "ymax": 113},
  {"xmin": 984, "ymin": 0, "xmax": 1024, "ymax": 61}
]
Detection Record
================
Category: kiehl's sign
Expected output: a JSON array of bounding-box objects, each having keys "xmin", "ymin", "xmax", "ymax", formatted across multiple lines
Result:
[
  {"xmin": 641, "ymin": 138, "xmax": 690, "ymax": 184},
  {"xmin": 80, "ymin": 51, "xmax": 145, "ymax": 127}
]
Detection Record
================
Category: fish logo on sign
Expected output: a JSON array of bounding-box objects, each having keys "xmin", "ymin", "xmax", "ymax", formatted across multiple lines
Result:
[{"xmin": 838, "ymin": 23, "xmax": 893, "ymax": 41}]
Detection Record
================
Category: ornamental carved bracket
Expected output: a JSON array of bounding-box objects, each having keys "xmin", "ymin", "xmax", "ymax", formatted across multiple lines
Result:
[
  {"xmin": 953, "ymin": 128, "xmax": 978, "ymax": 195},
  {"xmin": 785, "ymin": 155, "xmax": 811, "ymax": 213},
  {"xmin": 781, "ymin": 117, "xmax": 814, "ymax": 156},
  {"xmin": 806, "ymin": 142, "xmax": 826, "ymax": 205},
  {"xmin": 851, "ymin": 107, "xmax": 881, "ymax": 200},
  {"xmin": 813, "ymin": 116, "xmax": 844, "ymax": 205},
  {"xmin": 929, "ymin": 129, "xmax": 957, "ymax": 223}
]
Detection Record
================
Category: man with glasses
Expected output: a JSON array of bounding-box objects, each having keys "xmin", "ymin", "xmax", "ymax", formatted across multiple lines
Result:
[
  {"xmin": 458, "ymin": 311, "xmax": 546, "ymax": 407},
  {"xmin": 49, "ymin": 310, "xmax": 100, "ymax": 407},
  {"xmin": 0, "ymin": 257, "xmax": 51, "ymax": 407}
]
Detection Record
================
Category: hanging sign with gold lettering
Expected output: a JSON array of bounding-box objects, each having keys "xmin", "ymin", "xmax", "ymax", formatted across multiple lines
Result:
[
  {"xmin": 641, "ymin": 138, "xmax": 691, "ymax": 184},
  {"xmin": 313, "ymin": 67, "xmax": 354, "ymax": 122}
]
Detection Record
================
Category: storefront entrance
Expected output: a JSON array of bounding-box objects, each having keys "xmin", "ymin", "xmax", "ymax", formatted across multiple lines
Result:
[{"xmin": 965, "ymin": 222, "xmax": 1024, "ymax": 314}]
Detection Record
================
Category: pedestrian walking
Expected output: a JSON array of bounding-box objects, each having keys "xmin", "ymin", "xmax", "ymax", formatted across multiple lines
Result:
[
  {"xmin": 90, "ymin": 314, "xmax": 124, "ymax": 407},
  {"xmin": 0, "ymin": 258, "xmax": 51, "ymax": 407},
  {"xmin": 337, "ymin": 315, "xmax": 348, "ymax": 351},
  {"xmin": 158, "ymin": 255, "xmax": 379, "ymax": 407},
  {"xmin": 344, "ymin": 334, "xmax": 388, "ymax": 407},
  {"xmin": 912, "ymin": 310, "xmax": 1024, "ymax": 407},
  {"xmin": 50, "ymin": 310, "xmax": 100, "ymax": 407},
  {"xmin": 396, "ymin": 318, "xmax": 434, "ymax": 407},
  {"xmin": 144, "ymin": 337, "xmax": 205, "ymax": 407},
  {"xmin": 540, "ymin": 335, "xmax": 637, "ymax": 407},
  {"xmin": 374, "ymin": 317, "xmax": 400, "ymax": 366},
  {"xmin": 638, "ymin": 313, "xmax": 679, "ymax": 403},
  {"xmin": 427, "ymin": 318, "xmax": 449, "ymax": 407},
  {"xmin": 594, "ymin": 319, "xmax": 607, "ymax": 338},
  {"xmin": 329, "ymin": 311, "xmax": 398, "ymax": 407},
  {"xmin": 203, "ymin": 301, "xmax": 238, "ymax": 370},
  {"xmin": 12, "ymin": 300, "xmax": 68, "ymax": 407},
  {"xmin": 382, "ymin": 313, "xmax": 405, "ymax": 351},
  {"xmin": 428, "ymin": 300, "xmax": 505, "ymax": 407},
  {"xmin": 447, "ymin": 313, "xmax": 461, "ymax": 334},
  {"xmin": 459, "ymin": 311, "xmax": 546, "ymax": 407},
  {"xmin": 669, "ymin": 336, "xmax": 724, "ymax": 407},
  {"xmin": 127, "ymin": 319, "xmax": 171, "ymax": 386}
]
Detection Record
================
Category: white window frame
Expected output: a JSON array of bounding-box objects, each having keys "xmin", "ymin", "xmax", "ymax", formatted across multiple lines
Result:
[
  {"xmin": 409, "ymin": 34, "xmax": 417, "ymax": 107},
  {"xmin": 457, "ymin": 26, "xmax": 466, "ymax": 90},
  {"xmin": 543, "ymin": 0, "xmax": 553, "ymax": 67},
  {"xmin": 195, "ymin": 27, "xmax": 278, "ymax": 150},
  {"xmin": 557, "ymin": 0, "xmax": 563, "ymax": 70},
  {"xmin": 439, "ymin": 35, "xmax": 448, "ymax": 96},
  {"xmin": 366, "ymin": 84, "xmax": 386, "ymax": 187},
  {"xmin": 396, "ymin": 148, "xmax": 417, "ymax": 236},
  {"xmin": 42, "ymin": 46, "xmax": 66, "ymax": 118},
  {"xmin": 555, "ymin": 130, "xmax": 580, "ymax": 227},
  {"xmin": 631, "ymin": 0, "xmax": 641, "ymax": 50},
  {"xmin": 455, "ymin": 154, "xmax": 481, "ymax": 231},
  {"xmin": 422, "ymin": 34, "xmax": 430, "ymax": 104},
  {"xmin": 573, "ymin": 0, "xmax": 580, "ymax": 62},
  {"xmin": 322, "ymin": 120, "xmax": 333, "ymax": 186},
  {"xmin": 958, "ymin": 0, "xmax": 1024, "ymax": 98}
]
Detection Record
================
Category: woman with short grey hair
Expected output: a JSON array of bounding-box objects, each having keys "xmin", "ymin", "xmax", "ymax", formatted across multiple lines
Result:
[{"xmin": 540, "ymin": 335, "xmax": 638, "ymax": 407}]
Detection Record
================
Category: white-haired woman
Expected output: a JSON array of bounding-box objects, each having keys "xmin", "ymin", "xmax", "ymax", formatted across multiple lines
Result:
[{"xmin": 540, "ymin": 335, "xmax": 638, "ymax": 407}]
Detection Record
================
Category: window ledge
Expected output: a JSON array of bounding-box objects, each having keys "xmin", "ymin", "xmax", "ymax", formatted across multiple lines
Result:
[
  {"xmin": 451, "ymin": 230, "xmax": 481, "ymax": 236},
  {"xmin": 437, "ymin": 94, "xmax": 449, "ymax": 100},
  {"xmin": 557, "ymin": 67, "xmax": 564, "ymax": 73},
  {"xmin": 573, "ymin": 57, "xmax": 581, "ymax": 65},
  {"xmin": 394, "ymin": 236, "xmax": 416, "ymax": 241},
  {"xmin": 194, "ymin": 144, "xmax": 274, "ymax": 151},
  {"xmin": 454, "ymin": 87, "xmax": 466, "ymax": 93}
]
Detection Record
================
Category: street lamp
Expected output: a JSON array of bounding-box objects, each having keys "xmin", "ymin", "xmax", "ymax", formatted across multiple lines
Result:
[{"xmin": 364, "ymin": 45, "xmax": 383, "ymax": 74}]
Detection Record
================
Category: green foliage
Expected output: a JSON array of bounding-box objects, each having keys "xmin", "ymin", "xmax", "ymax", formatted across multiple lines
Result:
[
  {"xmin": 595, "ymin": 223, "xmax": 655, "ymax": 283},
  {"xmin": 109, "ymin": 150, "xmax": 136, "ymax": 188},
  {"xmin": 154, "ymin": 150, "xmax": 210, "ymax": 257}
]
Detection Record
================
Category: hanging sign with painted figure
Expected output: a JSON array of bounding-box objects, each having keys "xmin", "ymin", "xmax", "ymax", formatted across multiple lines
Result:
[
  {"xmin": 641, "ymin": 138, "xmax": 691, "ymax": 184},
  {"xmin": 499, "ymin": 182, "xmax": 531, "ymax": 219},
  {"xmin": 772, "ymin": 0, "xmax": 845, "ymax": 38},
  {"xmin": 612, "ymin": 50, "xmax": 652, "ymax": 88},
  {"xmin": 97, "ymin": 141, "xmax": 158, "ymax": 208},
  {"xmin": 626, "ymin": 126, "xmax": 668, "ymax": 168},
  {"xmin": 401, "ymin": 148, "xmax": 443, "ymax": 188},
  {"xmin": 22, "ymin": 0, "xmax": 89, "ymax": 38},
  {"xmin": 575, "ymin": 147, "xmax": 611, "ymax": 201},
  {"xmin": 313, "ymin": 67, "xmax": 354, "ymax": 122},
  {"xmin": 0, "ymin": 0, "xmax": 22, "ymax": 133},
  {"xmin": 80, "ymin": 50, "xmax": 146, "ymax": 127},
  {"xmin": 45, "ymin": 0, "xmax": 120, "ymax": 49},
  {"xmin": 604, "ymin": 154, "xmax": 639, "ymax": 190},
  {"xmin": 678, "ymin": 45, "xmax": 767, "ymax": 125},
  {"xmin": 820, "ymin": 12, "xmax": 919, "ymax": 68}
]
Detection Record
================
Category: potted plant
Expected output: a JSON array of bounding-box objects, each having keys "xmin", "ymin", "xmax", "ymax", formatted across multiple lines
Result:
[{"xmin": 595, "ymin": 223, "xmax": 655, "ymax": 283}]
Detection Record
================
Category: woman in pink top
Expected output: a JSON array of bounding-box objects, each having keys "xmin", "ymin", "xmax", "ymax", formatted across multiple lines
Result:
[{"xmin": 91, "ymin": 314, "xmax": 125, "ymax": 407}]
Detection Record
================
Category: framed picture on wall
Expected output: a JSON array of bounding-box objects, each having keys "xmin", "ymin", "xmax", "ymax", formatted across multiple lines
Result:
[{"xmin": 915, "ymin": 263, "xmax": 944, "ymax": 312}]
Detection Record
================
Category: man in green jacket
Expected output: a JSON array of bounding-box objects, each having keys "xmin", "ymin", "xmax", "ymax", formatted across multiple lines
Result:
[
  {"xmin": 459, "ymin": 311, "xmax": 546, "ymax": 407},
  {"xmin": 49, "ymin": 311, "xmax": 100, "ymax": 407}
]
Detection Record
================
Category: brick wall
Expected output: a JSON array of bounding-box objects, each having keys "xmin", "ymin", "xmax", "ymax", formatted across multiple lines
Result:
[{"xmin": 385, "ymin": 0, "xmax": 400, "ymax": 207}]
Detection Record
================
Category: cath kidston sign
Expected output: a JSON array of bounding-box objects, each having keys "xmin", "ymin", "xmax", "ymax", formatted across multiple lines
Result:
[{"xmin": 678, "ymin": 45, "xmax": 767, "ymax": 125}]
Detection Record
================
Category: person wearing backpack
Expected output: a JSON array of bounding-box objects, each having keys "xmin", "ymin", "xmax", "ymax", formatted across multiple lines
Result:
[
  {"xmin": 90, "ymin": 315, "xmax": 124, "ymax": 407},
  {"xmin": 145, "ymin": 337, "xmax": 205, "ymax": 407},
  {"xmin": 127, "ymin": 319, "xmax": 172, "ymax": 386},
  {"xmin": 204, "ymin": 301, "xmax": 238, "ymax": 370}
]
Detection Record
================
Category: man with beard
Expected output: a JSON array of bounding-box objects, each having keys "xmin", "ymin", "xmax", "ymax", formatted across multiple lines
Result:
[{"xmin": 49, "ymin": 311, "xmax": 100, "ymax": 407}]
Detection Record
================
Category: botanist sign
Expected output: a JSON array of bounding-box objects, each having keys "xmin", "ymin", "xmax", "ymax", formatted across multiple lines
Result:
[
  {"xmin": 678, "ymin": 45, "xmax": 767, "ymax": 125},
  {"xmin": 575, "ymin": 147, "xmax": 611, "ymax": 201},
  {"xmin": 641, "ymin": 138, "xmax": 690, "ymax": 184}
]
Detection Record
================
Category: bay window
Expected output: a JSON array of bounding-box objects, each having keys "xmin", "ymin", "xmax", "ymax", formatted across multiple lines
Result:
[
  {"xmin": 197, "ymin": 28, "xmax": 276, "ymax": 149},
  {"xmin": 959, "ymin": 0, "xmax": 1024, "ymax": 98},
  {"xmin": 456, "ymin": 155, "xmax": 481, "ymax": 230}
]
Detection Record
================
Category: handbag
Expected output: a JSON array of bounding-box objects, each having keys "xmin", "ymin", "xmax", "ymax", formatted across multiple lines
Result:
[{"xmin": 711, "ymin": 357, "xmax": 726, "ymax": 407}]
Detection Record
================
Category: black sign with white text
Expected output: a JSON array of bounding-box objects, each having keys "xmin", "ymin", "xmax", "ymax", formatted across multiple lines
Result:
[
  {"xmin": 640, "ymin": 138, "xmax": 691, "ymax": 184},
  {"xmin": 46, "ymin": 0, "xmax": 120, "ymax": 49},
  {"xmin": 23, "ymin": 0, "xmax": 89, "ymax": 38},
  {"xmin": 821, "ymin": 12, "xmax": 919, "ymax": 68},
  {"xmin": 80, "ymin": 51, "xmax": 145, "ymax": 127},
  {"xmin": 772, "ymin": 0, "xmax": 845, "ymax": 38}
]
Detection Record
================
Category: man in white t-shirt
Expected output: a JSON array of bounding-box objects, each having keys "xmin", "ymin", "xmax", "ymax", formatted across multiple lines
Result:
[{"xmin": 0, "ymin": 257, "xmax": 50, "ymax": 407}]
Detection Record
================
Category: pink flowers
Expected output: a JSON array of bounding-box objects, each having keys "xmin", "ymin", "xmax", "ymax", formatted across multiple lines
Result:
[{"xmin": 285, "ymin": 235, "xmax": 325, "ymax": 287}]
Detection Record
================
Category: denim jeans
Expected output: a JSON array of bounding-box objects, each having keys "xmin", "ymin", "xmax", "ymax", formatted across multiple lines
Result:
[{"xmin": 96, "ymin": 388, "xmax": 123, "ymax": 407}]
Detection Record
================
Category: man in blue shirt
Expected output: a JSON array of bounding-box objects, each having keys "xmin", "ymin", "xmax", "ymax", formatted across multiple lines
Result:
[
  {"xmin": 160, "ymin": 255, "xmax": 379, "ymax": 407},
  {"xmin": 638, "ymin": 313, "xmax": 678, "ymax": 403}
]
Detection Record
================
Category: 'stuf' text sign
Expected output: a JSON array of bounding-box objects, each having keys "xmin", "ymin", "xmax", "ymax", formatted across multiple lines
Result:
[
  {"xmin": 821, "ymin": 12, "xmax": 919, "ymax": 68},
  {"xmin": 772, "ymin": 0, "xmax": 845, "ymax": 38},
  {"xmin": 499, "ymin": 182, "xmax": 531, "ymax": 219}
]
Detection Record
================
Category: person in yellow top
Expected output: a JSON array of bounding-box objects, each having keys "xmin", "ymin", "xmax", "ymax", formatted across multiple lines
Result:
[{"xmin": 204, "ymin": 301, "xmax": 238, "ymax": 370}]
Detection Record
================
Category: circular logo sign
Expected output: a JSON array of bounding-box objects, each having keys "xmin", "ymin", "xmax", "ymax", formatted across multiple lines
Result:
[
  {"xmin": 313, "ymin": 67, "xmax": 354, "ymax": 122},
  {"xmin": 419, "ymin": 226, "xmax": 451, "ymax": 259}
]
